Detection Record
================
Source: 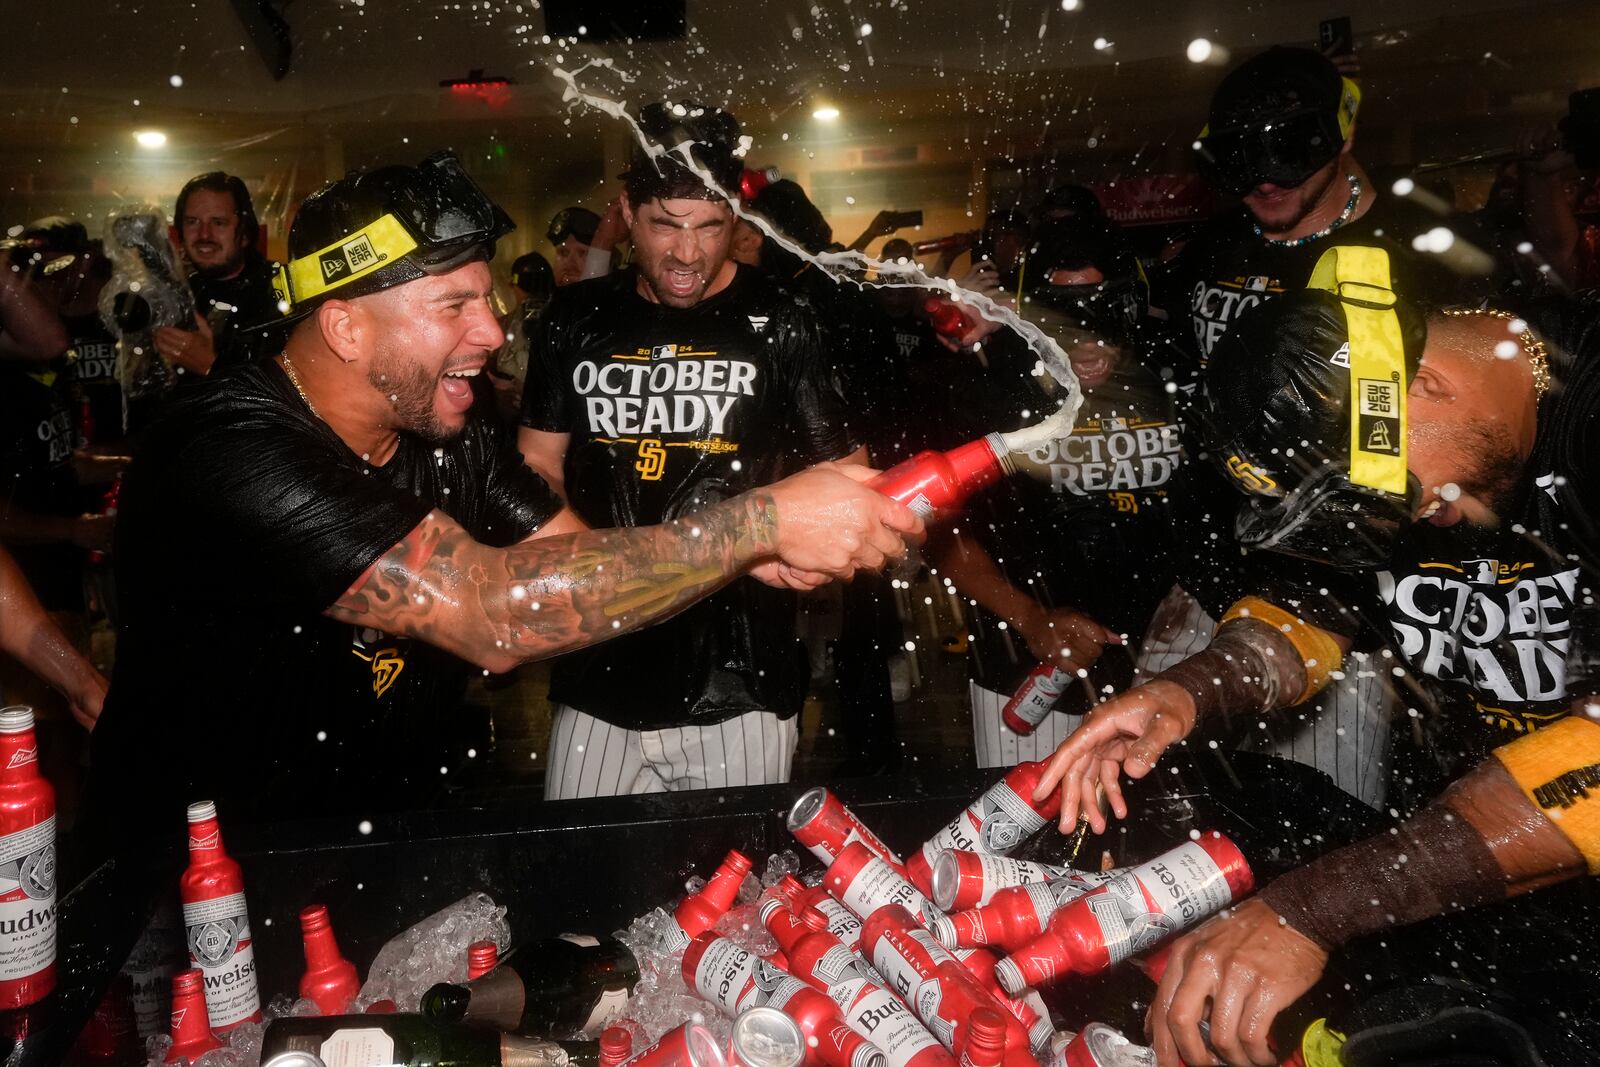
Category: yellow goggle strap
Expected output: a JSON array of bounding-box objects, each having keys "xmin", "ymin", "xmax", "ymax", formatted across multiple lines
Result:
[
  {"xmin": 271, "ymin": 212, "xmax": 419, "ymax": 311},
  {"xmin": 1306, "ymin": 244, "xmax": 1408, "ymax": 496}
]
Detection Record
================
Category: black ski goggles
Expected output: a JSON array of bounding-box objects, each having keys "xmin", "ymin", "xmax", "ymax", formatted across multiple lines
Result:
[
  {"xmin": 1194, "ymin": 110, "xmax": 1345, "ymax": 197},
  {"xmin": 1023, "ymin": 277, "xmax": 1142, "ymax": 344}
]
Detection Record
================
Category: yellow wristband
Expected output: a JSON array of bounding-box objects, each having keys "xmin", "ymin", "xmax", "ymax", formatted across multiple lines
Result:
[
  {"xmin": 1218, "ymin": 596, "xmax": 1344, "ymax": 705},
  {"xmin": 1494, "ymin": 715, "xmax": 1600, "ymax": 875}
]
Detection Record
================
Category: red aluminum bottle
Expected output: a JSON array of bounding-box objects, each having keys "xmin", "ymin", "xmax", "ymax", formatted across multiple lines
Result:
[
  {"xmin": 950, "ymin": 948, "xmax": 1054, "ymax": 1056},
  {"xmin": 921, "ymin": 297, "xmax": 980, "ymax": 342},
  {"xmin": 869, "ymin": 435, "xmax": 1011, "ymax": 522},
  {"xmin": 728, "ymin": 1005, "xmax": 806, "ymax": 1067},
  {"xmin": 179, "ymin": 800, "xmax": 261, "ymax": 1031},
  {"xmin": 1000, "ymin": 664, "xmax": 1075, "ymax": 736},
  {"xmin": 825, "ymin": 843, "xmax": 939, "ymax": 927},
  {"xmin": 930, "ymin": 871, "xmax": 1116, "ymax": 952},
  {"xmin": 625, "ymin": 1021, "xmax": 728, "ymax": 1067},
  {"xmin": 995, "ymin": 833, "xmax": 1255, "ymax": 993},
  {"xmin": 0, "ymin": 706, "xmax": 56, "ymax": 1009},
  {"xmin": 911, "ymin": 233, "xmax": 976, "ymax": 256},
  {"xmin": 776, "ymin": 875, "xmax": 809, "ymax": 906},
  {"xmin": 88, "ymin": 474, "xmax": 121, "ymax": 567},
  {"xmin": 787, "ymin": 788, "xmax": 905, "ymax": 873},
  {"xmin": 601, "ymin": 1026, "xmax": 635, "ymax": 1067},
  {"xmin": 1050, "ymin": 1023, "xmax": 1156, "ymax": 1067},
  {"xmin": 684, "ymin": 931, "xmax": 788, "ymax": 1016},
  {"xmin": 860, "ymin": 907, "xmax": 1035, "ymax": 1067},
  {"xmin": 956, "ymin": 1009, "xmax": 1007, "ymax": 1067},
  {"xmin": 904, "ymin": 761, "xmax": 1063, "ymax": 897},
  {"xmin": 659, "ymin": 849, "xmax": 755, "ymax": 953},
  {"xmin": 165, "ymin": 969, "xmax": 223, "ymax": 1065},
  {"xmin": 929, "ymin": 849, "xmax": 1083, "ymax": 912},
  {"xmin": 801, "ymin": 888, "xmax": 864, "ymax": 952},
  {"xmin": 762, "ymin": 975, "xmax": 887, "ymax": 1067},
  {"xmin": 467, "ymin": 938, "xmax": 500, "ymax": 979},
  {"xmin": 298, "ymin": 904, "xmax": 359, "ymax": 1015},
  {"xmin": 68, "ymin": 974, "xmax": 140, "ymax": 1067},
  {"xmin": 741, "ymin": 166, "xmax": 782, "ymax": 202}
]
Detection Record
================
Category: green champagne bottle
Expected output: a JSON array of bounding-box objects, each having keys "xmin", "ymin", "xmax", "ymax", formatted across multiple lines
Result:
[
  {"xmin": 421, "ymin": 936, "xmax": 640, "ymax": 1039},
  {"xmin": 259, "ymin": 1013, "xmax": 597, "ymax": 1067}
]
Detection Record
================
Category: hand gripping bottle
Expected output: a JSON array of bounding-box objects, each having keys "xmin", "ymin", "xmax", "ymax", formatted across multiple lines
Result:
[
  {"xmin": 929, "ymin": 850, "xmax": 1087, "ymax": 913},
  {"xmin": 956, "ymin": 1009, "xmax": 1007, "ymax": 1067},
  {"xmin": 298, "ymin": 904, "xmax": 360, "ymax": 1015},
  {"xmin": 994, "ymin": 833, "xmax": 1254, "ymax": 993},
  {"xmin": 930, "ymin": 870, "xmax": 1118, "ymax": 951},
  {"xmin": 921, "ymin": 297, "xmax": 980, "ymax": 344},
  {"xmin": 626, "ymin": 1022, "xmax": 729, "ymax": 1067},
  {"xmin": 788, "ymin": 788, "xmax": 905, "ymax": 873},
  {"xmin": 740, "ymin": 167, "xmax": 782, "ymax": 202},
  {"xmin": 904, "ymin": 761, "xmax": 1062, "ymax": 897},
  {"xmin": 825, "ymin": 843, "xmax": 939, "ymax": 927},
  {"xmin": 467, "ymin": 939, "xmax": 501, "ymax": 980},
  {"xmin": 179, "ymin": 800, "xmax": 261, "ymax": 1031},
  {"xmin": 1000, "ymin": 665, "xmax": 1075, "ymax": 736},
  {"xmin": 870, "ymin": 435, "xmax": 1013, "ymax": 521},
  {"xmin": 165, "ymin": 969, "xmax": 223, "ymax": 1064},
  {"xmin": 0, "ymin": 707, "xmax": 56, "ymax": 1009},
  {"xmin": 600, "ymin": 1027, "xmax": 635, "ymax": 1067},
  {"xmin": 658, "ymin": 849, "xmax": 755, "ymax": 953},
  {"xmin": 729, "ymin": 1006, "xmax": 806, "ymax": 1067}
]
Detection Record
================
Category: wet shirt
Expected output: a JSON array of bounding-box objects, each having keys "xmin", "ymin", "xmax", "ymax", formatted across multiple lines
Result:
[
  {"xmin": 189, "ymin": 254, "xmax": 283, "ymax": 368},
  {"xmin": 522, "ymin": 265, "xmax": 857, "ymax": 729},
  {"xmin": 0, "ymin": 360, "xmax": 84, "ymax": 610},
  {"xmin": 64, "ymin": 312, "xmax": 124, "ymax": 445},
  {"xmin": 92, "ymin": 360, "xmax": 562, "ymax": 828}
]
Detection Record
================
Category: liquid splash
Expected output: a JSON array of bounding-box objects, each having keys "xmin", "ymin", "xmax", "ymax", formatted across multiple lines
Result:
[{"xmin": 552, "ymin": 61, "xmax": 1081, "ymax": 457}]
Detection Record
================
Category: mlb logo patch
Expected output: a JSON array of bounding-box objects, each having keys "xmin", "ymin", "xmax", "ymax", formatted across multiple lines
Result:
[
  {"xmin": 650, "ymin": 344, "xmax": 678, "ymax": 361},
  {"xmin": 1464, "ymin": 558, "xmax": 1500, "ymax": 586}
]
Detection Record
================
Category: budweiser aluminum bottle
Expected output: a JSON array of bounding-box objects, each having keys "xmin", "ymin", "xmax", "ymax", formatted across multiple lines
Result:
[
  {"xmin": 955, "ymin": 1009, "xmax": 1006, "ymax": 1067},
  {"xmin": 995, "ymin": 833, "xmax": 1254, "ymax": 993},
  {"xmin": 740, "ymin": 167, "xmax": 782, "ymax": 202},
  {"xmin": 787, "ymin": 788, "xmax": 904, "ymax": 872},
  {"xmin": 870, "ymin": 436, "xmax": 1011, "ymax": 521},
  {"xmin": 601, "ymin": 1027, "xmax": 635, "ymax": 1067},
  {"xmin": 468, "ymin": 939, "xmax": 501, "ymax": 980},
  {"xmin": 0, "ymin": 707, "xmax": 55, "ymax": 1010},
  {"xmin": 165, "ymin": 969, "xmax": 223, "ymax": 1064},
  {"xmin": 929, "ymin": 850, "xmax": 1086, "ymax": 912},
  {"xmin": 826, "ymin": 844, "xmax": 938, "ymax": 927},
  {"xmin": 659, "ymin": 849, "xmax": 755, "ymax": 953},
  {"xmin": 626, "ymin": 1022, "xmax": 729, "ymax": 1067},
  {"xmin": 1000, "ymin": 665, "xmax": 1074, "ymax": 736},
  {"xmin": 948, "ymin": 947, "xmax": 1053, "ymax": 1056},
  {"xmin": 1047, "ymin": 1024, "xmax": 1155, "ymax": 1067},
  {"xmin": 930, "ymin": 871, "xmax": 1118, "ymax": 951},
  {"xmin": 68, "ymin": 974, "xmax": 140, "ymax": 1067},
  {"xmin": 860, "ymin": 907, "xmax": 1035, "ymax": 1067},
  {"xmin": 921, "ymin": 298, "xmax": 980, "ymax": 344},
  {"xmin": 904, "ymin": 762, "xmax": 1062, "ymax": 897},
  {"xmin": 801, "ymin": 889, "xmax": 865, "ymax": 952},
  {"xmin": 298, "ymin": 904, "xmax": 360, "ymax": 1015},
  {"xmin": 729, "ymin": 1006, "xmax": 806, "ymax": 1067},
  {"xmin": 179, "ymin": 800, "xmax": 261, "ymax": 1031}
]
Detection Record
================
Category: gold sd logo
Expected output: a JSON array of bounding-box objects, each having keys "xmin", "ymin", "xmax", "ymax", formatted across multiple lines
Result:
[
  {"xmin": 369, "ymin": 648, "xmax": 405, "ymax": 698},
  {"xmin": 1224, "ymin": 455, "xmax": 1278, "ymax": 494},
  {"xmin": 635, "ymin": 438, "xmax": 667, "ymax": 481},
  {"xmin": 1109, "ymin": 492, "xmax": 1139, "ymax": 513}
]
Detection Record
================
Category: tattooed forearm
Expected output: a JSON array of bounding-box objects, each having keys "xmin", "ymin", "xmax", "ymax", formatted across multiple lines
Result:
[{"xmin": 328, "ymin": 492, "xmax": 781, "ymax": 672}]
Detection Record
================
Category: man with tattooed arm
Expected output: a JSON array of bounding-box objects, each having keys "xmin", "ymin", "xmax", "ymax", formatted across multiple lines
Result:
[{"xmin": 86, "ymin": 154, "xmax": 919, "ymax": 840}]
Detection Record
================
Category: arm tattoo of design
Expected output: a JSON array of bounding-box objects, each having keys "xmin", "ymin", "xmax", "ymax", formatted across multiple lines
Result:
[{"xmin": 328, "ymin": 493, "xmax": 781, "ymax": 671}]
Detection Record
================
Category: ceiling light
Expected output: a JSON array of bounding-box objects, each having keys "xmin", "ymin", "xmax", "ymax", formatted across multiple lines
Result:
[
  {"xmin": 1186, "ymin": 38, "xmax": 1213, "ymax": 63},
  {"xmin": 813, "ymin": 106, "xmax": 841, "ymax": 121},
  {"xmin": 134, "ymin": 130, "xmax": 167, "ymax": 149}
]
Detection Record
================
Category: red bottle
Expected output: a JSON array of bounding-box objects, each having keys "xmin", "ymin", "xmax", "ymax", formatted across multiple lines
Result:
[
  {"xmin": 659, "ymin": 849, "xmax": 754, "ymax": 953},
  {"xmin": 869, "ymin": 436, "xmax": 1013, "ymax": 521},
  {"xmin": 800, "ymin": 887, "xmax": 864, "ymax": 952},
  {"xmin": 164, "ymin": 970, "xmax": 223, "ymax": 1065},
  {"xmin": 67, "ymin": 974, "xmax": 140, "ymax": 1067},
  {"xmin": 1000, "ymin": 664, "xmax": 1075, "ymax": 736},
  {"xmin": 297, "ymin": 904, "xmax": 359, "ymax": 1015},
  {"xmin": 904, "ymin": 761, "xmax": 1062, "ymax": 897},
  {"xmin": 930, "ymin": 871, "xmax": 1117, "ymax": 951},
  {"xmin": 787, "ymin": 788, "xmax": 905, "ymax": 872},
  {"xmin": 0, "ymin": 706, "xmax": 57, "ymax": 1009},
  {"xmin": 994, "ymin": 833, "xmax": 1254, "ymax": 992},
  {"xmin": 466, "ymin": 939, "xmax": 500, "ymax": 980},
  {"xmin": 911, "ymin": 234, "xmax": 976, "ymax": 256},
  {"xmin": 949, "ymin": 947, "xmax": 1053, "ymax": 1055},
  {"xmin": 761, "ymin": 976, "xmax": 886, "ymax": 1067},
  {"xmin": 956, "ymin": 1009, "xmax": 1007, "ymax": 1067},
  {"xmin": 1053, "ymin": 1023, "xmax": 1155, "ymax": 1066},
  {"xmin": 776, "ymin": 875, "xmax": 810, "ymax": 907},
  {"xmin": 929, "ymin": 849, "xmax": 1081, "ymax": 913},
  {"xmin": 922, "ymin": 296, "xmax": 980, "ymax": 342},
  {"xmin": 600, "ymin": 1026, "xmax": 635, "ymax": 1067},
  {"xmin": 825, "ymin": 842, "xmax": 938, "ymax": 927},
  {"xmin": 684, "ymin": 931, "xmax": 784, "ymax": 1016},
  {"xmin": 179, "ymin": 800, "xmax": 261, "ymax": 1032},
  {"xmin": 729, "ymin": 1006, "xmax": 806, "ymax": 1067},
  {"xmin": 88, "ymin": 474, "xmax": 122, "ymax": 567},
  {"xmin": 740, "ymin": 167, "xmax": 782, "ymax": 202},
  {"xmin": 625, "ymin": 1021, "xmax": 728, "ymax": 1067}
]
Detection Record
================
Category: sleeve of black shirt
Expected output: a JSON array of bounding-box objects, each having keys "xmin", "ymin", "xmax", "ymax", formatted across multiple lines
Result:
[
  {"xmin": 476, "ymin": 417, "xmax": 565, "ymax": 546},
  {"xmin": 774, "ymin": 296, "xmax": 861, "ymax": 464},
  {"xmin": 519, "ymin": 295, "xmax": 572, "ymax": 433}
]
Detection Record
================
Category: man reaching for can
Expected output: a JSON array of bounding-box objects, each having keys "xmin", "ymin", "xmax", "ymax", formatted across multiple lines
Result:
[{"xmin": 1034, "ymin": 247, "xmax": 1600, "ymax": 1065}]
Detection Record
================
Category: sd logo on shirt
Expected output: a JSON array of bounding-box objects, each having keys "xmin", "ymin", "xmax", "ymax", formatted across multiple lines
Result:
[{"xmin": 635, "ymin": 439, "xmax": 667, "ymax": 481}]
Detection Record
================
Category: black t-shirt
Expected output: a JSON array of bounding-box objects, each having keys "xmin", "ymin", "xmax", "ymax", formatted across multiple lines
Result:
[
  {"xmin": 65, "ymin": 312, "xmax": 124, "ymax": 445},
  {"xmin": 189, "ymin": 254, "xmax": 283, "ymax": 368},
  {"xmin": 0, "ymin": 360, "xmax": 85, "ymax": 611},
  {"xmin": 521, "ymin": 265, "xmax": 857, "ymax": 729},
  {"xmin": 91, "ymin": 360, "xmax": 562, "ymax": 828}
]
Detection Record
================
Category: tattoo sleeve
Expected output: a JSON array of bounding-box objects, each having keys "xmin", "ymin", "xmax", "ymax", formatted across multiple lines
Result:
[
  {"xmin": 328, "ymin": 493, "xmax": 781, "ymax": 672},
  {"xmin": 1156, "ymin": 618, "xmax": 1307, "ymax": 730}
]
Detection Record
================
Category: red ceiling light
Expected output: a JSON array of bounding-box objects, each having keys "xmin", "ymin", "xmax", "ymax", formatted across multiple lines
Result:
[{"xmin": 440, "ymin": 69, "xmax": 514, "ymax": 107}]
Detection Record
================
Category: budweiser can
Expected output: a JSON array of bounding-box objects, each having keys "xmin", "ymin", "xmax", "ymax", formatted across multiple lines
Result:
[
  {"xmin": 1050, "ymin": 1023, "xmax": 1155, "ymax": 1067},
  {"xmin": 0, "ymin": 707, "xmax": 55, "ymax": 1010},
  {"xmin": 626, "ymin": 1022, "xmax": 729, "ymax": 1067},
  {"xmin": 1000, "ymin": 665, "xmax": 1074, "ymax": 736},
  {"xmin": 685, "ymin": 932, "xmax": 788, "ymax": 1016},
  {"xmin": 904, "ymin": 762, "xmax": 1062, "ymax": 896},
  {"xmin": 995, "ymin": 833, "xmax": 1254, "ymax": 993},
  {"xmin": 802, "ymin": 889, "xmax": 864, "ymax": 952},
  {"xmin": 729, "ymin": 1005, "xmax": 807, "ymax": 1067},
  {"xmin": 931, "ymin": 871, "xmax": 1117, "ymax": 951},
  {"xmin": 929, "ymin": 850, "xmax": 1085, "ymax": 912},
  {"xmin": 180, "ymin": 800, "xmax": 261, "ymax": 1031},
  {"xmin": 826, "ymin": 843, "xmax": 938, "ymax": 927},
  {"xmin": 788, "ymin": 788, "xmax": 904, "ymax": 872},
  {"xmin": 601, "ymin": 1027, "xmax": 635, "ymax": 1067}
]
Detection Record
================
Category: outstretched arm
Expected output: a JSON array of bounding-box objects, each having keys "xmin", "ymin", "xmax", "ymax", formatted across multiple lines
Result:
[{"xmin": 0, "ymin": 546, "xmax": 106, "ymax": 730}]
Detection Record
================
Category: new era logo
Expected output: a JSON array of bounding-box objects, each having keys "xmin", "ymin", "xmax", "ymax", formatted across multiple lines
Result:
[{"xmin": 319, "ymin": 232, "xmax": 382, "ymax": 284}]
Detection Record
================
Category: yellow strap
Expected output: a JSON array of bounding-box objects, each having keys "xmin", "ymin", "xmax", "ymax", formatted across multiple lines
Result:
[
  {"xmin": 1219, "ymin": 596, "xmax": 1344, "ymax": 704},
  {"xmin": 1306, "ymin": 245, "xmax": 1409, "ymax": 496},
  {"xmin": 1494, "ymin": 715, "xmax": 1600, "ymax": 875},
  {"xmin": 1336, "ymin": 77, "xmax": 1362, "ymax": 140},
  {"xmin": 276, "ymin": 212, "xmax": 418, "ymax": 309}
]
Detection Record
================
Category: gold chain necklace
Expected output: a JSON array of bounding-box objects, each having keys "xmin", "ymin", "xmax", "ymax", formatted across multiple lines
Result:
[
  {"xmin": 1439, "ymin": 307, "xmax": 1551, "ymax": 398},
  {"xmin": 278, "ymin": 352, "xmax": 320, "ymax": 417}
]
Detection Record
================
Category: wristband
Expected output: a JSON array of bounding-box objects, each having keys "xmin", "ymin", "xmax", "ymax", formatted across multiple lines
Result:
[
  {"xmin": 1493, "ymin": 715, "xmax": 1600, "ymax": 874},
  {"xmin": 1219, "ymin": 596, "xmax": 1343, "ymax": 703}
]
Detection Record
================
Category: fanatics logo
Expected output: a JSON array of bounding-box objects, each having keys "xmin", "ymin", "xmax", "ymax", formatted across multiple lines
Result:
[{"xmin": 747, "ymin": 315, "xmax": 770, "ymax": 333}]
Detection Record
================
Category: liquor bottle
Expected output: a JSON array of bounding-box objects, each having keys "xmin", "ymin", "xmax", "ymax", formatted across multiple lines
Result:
[
  {"xmin": 299, "ymin": 904, "xmax": 360, "ymax": 1015},
  {"xmin": 179, "ymin": 800, "xmax": 261, "ymax": 1032},
  {"xmin": 123, "ymin": 899, "xmax": 184, "ymax": 1039},
  {"xmin": 930, "ymin": 871, "xmax": 1117, "ymax": 952},
  {"xmin": 869, "ymin": 436, "xmax": 1014, "ymax": 521},
  {"xmin": 994, "ymin": 833, "xmax": 1254, "ymax": 992},
  {"xmin": 1000, "ymin": 665, "xmax": 1074, "ymax": 736},
  {"xmin": 656, "ymin": 850, "xmax": 754, "ymax": 953},
  {"xmin": 468, "ymin": 940, "xmax": 501, "ymax": 980},
  {"xmin": 421, "ymin": 935, "xmax": 640, "ymax": 1039},
  {"xmin": 787, "ymin": 788, "xmax": 904, "ymax": 872},
  {"xmin": 165, "ymin": 969, "xmax": 223, "ymax": 1065},
  {"xmin": 260, "ymin": 1014, "xmax": 593, "ymax": 1067},
  {"xmin": 955, "ymin": 1010, "xmax": 1006, "ymax": 1067},
  {"xmin": 904, "ymin": 762, "xmax": 1061, "ymax": 897},
  {"xmin": 928, "ymin": 850, "xmax": 1083, "ymax": 913},
  {"xmin": 0, "ymin": 706, "xmax": 56, "ymax": 1009}
]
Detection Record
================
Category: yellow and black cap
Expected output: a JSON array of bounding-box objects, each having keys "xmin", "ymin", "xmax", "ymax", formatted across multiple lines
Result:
[
  {"xmin": 1205, "ymin": 246, "xmax": 1426, "ymax": 570},
  {"xmin": 269, "ymin": 152, "xmax": 513, "ymax": 322}
]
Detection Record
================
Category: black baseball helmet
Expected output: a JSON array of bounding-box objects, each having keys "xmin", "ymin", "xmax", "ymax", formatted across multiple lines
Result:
[
  {"xmin": 546, "ymin": 206, "xmax": 601, "ymax": 247},
  {"xmin": 269, "ymin": 152, "xmax": 514, "ymax": 322},
  {"xmin": 1021, "ymin": 219, "xmax": 1146, "ymax": 347}
]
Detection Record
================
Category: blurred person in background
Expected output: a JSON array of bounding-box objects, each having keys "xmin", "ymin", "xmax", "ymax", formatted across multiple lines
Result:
[{"xmin": 548, "ymin": 204, "xmax": 624, "ymax": 286}]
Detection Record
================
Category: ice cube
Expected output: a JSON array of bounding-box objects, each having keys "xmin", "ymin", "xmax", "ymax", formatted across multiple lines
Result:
[
  {"xmin": 355, "ymin": 891, "xmax": 511, "ymax": 1012},
  {"xmin": 760, "ymin": 850, "xmax": 800, "ymax": 888}
]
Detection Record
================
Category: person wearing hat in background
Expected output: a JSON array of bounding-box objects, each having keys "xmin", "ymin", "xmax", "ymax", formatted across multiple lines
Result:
[
  {"xmin": 548, "ymin": 204, "xmax": 624, "ymax": 287},
  {"xmin": 86, "ymin": 151, "xmax": 919, "ymax": 839},
  {"xmin": 1036, "ymin": 247, "xmax": 1600, "ymax": 1065}
]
